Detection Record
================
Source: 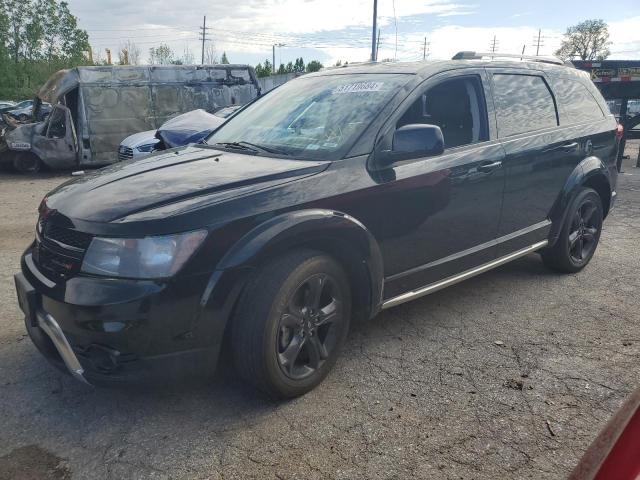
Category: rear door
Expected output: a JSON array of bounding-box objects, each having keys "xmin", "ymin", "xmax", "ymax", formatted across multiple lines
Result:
[{"xmin": 488, "ymin": 69, "xmax": 577, "ymax": 256}]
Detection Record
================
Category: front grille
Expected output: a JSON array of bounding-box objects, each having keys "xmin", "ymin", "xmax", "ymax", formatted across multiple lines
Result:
[
  {"xmin": 118, "ymin": 145, "xmax": 133, "ymax": 162},
  {"xmin": 34, "ymin": 219, "xmax": 92, "ymax": 281},
  {"xmin": 44, "ymin": 223, "xmax": 92, "ymax": 249}
]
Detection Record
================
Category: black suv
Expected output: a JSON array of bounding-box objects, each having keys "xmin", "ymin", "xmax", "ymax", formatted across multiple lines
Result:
[{"xmin": 15, "ymin": 54, "xmax": 619, "ymax": 398}]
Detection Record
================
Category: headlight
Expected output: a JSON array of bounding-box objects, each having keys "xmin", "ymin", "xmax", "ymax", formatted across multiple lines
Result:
[
  {"xmin": 81, "ymin": 230, "xmax": 208, "ymax": 279},
  {"xmin": 136, "ymin": 142, "xmax": 158, "ymax": 153}
]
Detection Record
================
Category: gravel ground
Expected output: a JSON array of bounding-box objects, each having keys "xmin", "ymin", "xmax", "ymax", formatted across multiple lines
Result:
[{"xmin": 1, "ymin": 142, "xmax": 639, "ymax": 480}]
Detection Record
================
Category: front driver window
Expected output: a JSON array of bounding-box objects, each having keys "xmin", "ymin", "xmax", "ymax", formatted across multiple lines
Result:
[
  {"xmin": 397, "ymin": 76, "xmax": 489, "ymax": 149},
  {"xmin": 47, "ymin": 107, "xmax": 67, "ymax": 139}
]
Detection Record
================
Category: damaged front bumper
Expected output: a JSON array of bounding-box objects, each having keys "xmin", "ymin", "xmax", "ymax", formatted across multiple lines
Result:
[{"xmin": 15, "ymin": 272, "xmax": 89, "ymax": 384}]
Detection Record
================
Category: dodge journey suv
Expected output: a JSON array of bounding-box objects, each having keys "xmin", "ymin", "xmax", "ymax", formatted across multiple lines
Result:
[{"xmin": 15, "ymin": 53, "xmax": 619, "ymax": 398}]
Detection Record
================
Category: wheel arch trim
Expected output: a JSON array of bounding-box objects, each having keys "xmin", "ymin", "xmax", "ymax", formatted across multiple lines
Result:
[
  {"xmin": 204, "ymin": 209, "xmax": 385, "ymax": 319},
  {"xmin": 549, "ymin": 156, "xmax": 611, "ymax": 246}
]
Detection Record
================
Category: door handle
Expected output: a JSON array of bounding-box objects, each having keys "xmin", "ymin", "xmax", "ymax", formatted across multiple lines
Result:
[
  {"xmin": 561, "ymin": 142, "xmax": 579, "ymax": 151},
  {"xmin": 477, "ymin": 161, "xmax": 502, "ymax": 173}
]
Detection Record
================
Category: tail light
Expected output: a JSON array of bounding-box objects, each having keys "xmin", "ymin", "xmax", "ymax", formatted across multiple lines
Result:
[{"xmin": 616, "ymin": 123, "xmax": 624, "ymax": 142}]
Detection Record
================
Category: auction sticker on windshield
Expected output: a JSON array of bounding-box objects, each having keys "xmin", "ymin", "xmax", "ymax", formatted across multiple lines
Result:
[{"xmin": 333, "ymin": 82, "xmax": 384, "ymax": 94}]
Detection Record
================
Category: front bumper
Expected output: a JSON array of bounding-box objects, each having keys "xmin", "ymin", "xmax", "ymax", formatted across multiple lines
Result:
[{"xmin": 16, "ymin": 251, "xmax": 226, "ymax": 386}]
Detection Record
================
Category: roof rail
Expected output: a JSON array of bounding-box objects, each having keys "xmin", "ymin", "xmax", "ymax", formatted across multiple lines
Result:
[{"xmin": 452, "ymin": 51, "xmax": 568, "ymax": 66}]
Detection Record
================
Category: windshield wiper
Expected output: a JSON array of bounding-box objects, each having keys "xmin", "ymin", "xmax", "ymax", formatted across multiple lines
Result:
[
  {"xmin": 213, "ymin": 141, "xmax": 289, "ymax": 156},
  {"xmin": 213, "ymin": 141, "xmax": 259, "ymax": 153}
]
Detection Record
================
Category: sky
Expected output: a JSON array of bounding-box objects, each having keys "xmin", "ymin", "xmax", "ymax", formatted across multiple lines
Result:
[{"xmin": 66, "ymin": 0, "xmax": 640, "ymax": 66}]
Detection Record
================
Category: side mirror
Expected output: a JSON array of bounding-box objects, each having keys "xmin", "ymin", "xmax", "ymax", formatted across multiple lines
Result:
[{"xmin": 377, "ymin": 124, "xmax": 444, "ymax": 167}]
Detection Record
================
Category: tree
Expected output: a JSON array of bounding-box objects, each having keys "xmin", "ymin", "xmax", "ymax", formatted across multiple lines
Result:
[
  {"xmin": 285, "ymin": 61, "xmax": 294, "ymax": 73},
  {"xmin": 306, "ymin": 60, "xmax": 323, "ymax": 73},
  {"xmin": 254, "ymin": 59, "xmax": 272, "ymax": 78},
  {"xmin": 555, "ymin": 19, "xmax": 611, "ymax": 61},
  {"xmin": 0, "ymin": 0, "xmax": 90, "ymax": 98},
  {"xmin": 181, "ymin": 45, "xmax": 195, "ymax": 65},
  {"xmin": 277, "ymin": 63, "xmax": 286, "ymax": 75},
  {"xmin": 294, "ymin": 57, "xmax": 305, "ymax": 73},
  {"xmin": 220, "ymin": 51, "xmax": 229, "ymax": 64},
  {"xmin": 203, "ymin": 42, "xmax": 217, "ymax": 64},
  {"xmin": 119, "ymin": 40, "xmax": 141, "ymax": 65},
  {"xmin": 149, "ymin": 43, "xmax": 174, "ymax": 64}
]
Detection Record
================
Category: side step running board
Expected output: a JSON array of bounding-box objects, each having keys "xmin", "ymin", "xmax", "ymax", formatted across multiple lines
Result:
[{"xmin": 382, "ymin": 240, "xmax": 548, "ymax": 309}]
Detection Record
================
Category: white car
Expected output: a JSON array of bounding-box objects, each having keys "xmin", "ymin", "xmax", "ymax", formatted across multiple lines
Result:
[{"xmin": 117, "ymin": 106, "xmax": 241, "ymax": 161}]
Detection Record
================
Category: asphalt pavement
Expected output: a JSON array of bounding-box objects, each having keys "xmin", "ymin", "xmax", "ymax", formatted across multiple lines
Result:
[{"xmin": 1, "ymin": 142, "xmax": 639, "ymax": 479}]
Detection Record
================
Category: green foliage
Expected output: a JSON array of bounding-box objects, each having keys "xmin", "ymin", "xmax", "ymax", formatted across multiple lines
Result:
[
  {"xmin": 254, "ymin": 57, "xmax": 323, "ymax": 77},
  {"xmin": 555, "ymin": 19, "xmax": 611, "ymax": 61},
  {"xmin": 255, "ymin": 59, "xmax": 273, "ymax": 78},
  {"xmin": 221, "ymin": 51, "xmax": 229, "ymax": 64},
  {"xmin": 0, "ymin": 0, "xmax": 90, "ymax": 99},
  {"xmin": 305, "ymin": 60, "xmax": 323, "ymax": 73},
  {"xmin": 148, "ymin": 44, "xmax": 174, "ymax": 64}
]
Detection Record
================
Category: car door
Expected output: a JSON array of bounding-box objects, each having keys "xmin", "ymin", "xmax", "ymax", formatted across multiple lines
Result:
[
  {"xmin": 31, "ymin": 105, "xmax": 78, "ymax": 168},
  {"xmin": 355, "ymin": 69, "xmax": 506, "ymax": 300},
  {"xmin": 487, "ymin": 69, "xmax": 584, "ymax": 256}
]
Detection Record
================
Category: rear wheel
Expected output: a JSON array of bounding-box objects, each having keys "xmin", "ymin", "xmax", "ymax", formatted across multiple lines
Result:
[
  {"xmin": 232, "ymin": 249, "xmax": 351, "ymax": 398},
  {"xmin": 542, "ymin": 187, "xmax": 603, "ymax": 273}
]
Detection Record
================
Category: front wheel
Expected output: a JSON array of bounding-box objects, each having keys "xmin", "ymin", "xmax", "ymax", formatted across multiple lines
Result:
[
  {"xmin": 542, "ymin": 187, "xmax": 603, "ymax": 273},
  {"xmin": 12, "ymin": 152, "xmax": 43, "ymax": 174},
  {"xmin": 232, "ymin": 249, "xmax": 351, "ymax": 398}
]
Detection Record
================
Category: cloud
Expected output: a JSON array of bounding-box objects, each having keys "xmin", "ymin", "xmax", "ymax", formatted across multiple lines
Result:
[
  {"xmin": 67, "ymin": 0, "xmax": 639, "ymax": 65},
  {"xmin": 608, "ymin": 16, "xmax": 640, "ymax": 59}
]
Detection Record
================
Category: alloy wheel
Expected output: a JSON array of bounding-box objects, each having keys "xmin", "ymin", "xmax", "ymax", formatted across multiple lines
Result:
[
  {"xmin": 276, "ymin": 273, "xmax": 343, "ymax": 380},
  {"xmin": 568, "ymin": 198, "xmax": 601, "ymax": 264}
]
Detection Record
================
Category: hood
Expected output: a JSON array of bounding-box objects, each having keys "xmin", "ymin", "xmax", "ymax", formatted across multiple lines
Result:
[
  {"xmin": 44, "ymin": 145, "xmax": 329, "ymax": 224},
  {"xmin": 157, "ymin": 109, "xmax": 226, "ymax": 148},
  {"xmin": 120, "ymin": 130, "xmax": 159, "ymax": 149}
]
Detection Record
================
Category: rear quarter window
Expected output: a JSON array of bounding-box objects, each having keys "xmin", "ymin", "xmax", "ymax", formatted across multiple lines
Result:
[
  {"xmin": 549, "ymin": 77, "xmax": 605, "ymax": 124},
  {"xmin": 491, "ymin": 73, "xmax": 558, "ymax": 138}
]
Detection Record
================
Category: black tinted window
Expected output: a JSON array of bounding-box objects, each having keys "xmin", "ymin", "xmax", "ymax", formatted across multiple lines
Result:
[
  {"xmin": 397, "ymin": 76, "xmax": 488, "ymax": 149},
  {"xmin": 550, "ymin": 77, "xmax": 604, "ymax": 124},
  {"xmin": 492, "ymin": 74, "xmax": 558, "ymax": 137}
]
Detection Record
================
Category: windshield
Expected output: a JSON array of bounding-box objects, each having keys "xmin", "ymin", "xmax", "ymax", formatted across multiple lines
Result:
[{"xmin": 207, "ymin": 73, "xmax": 411, "ymax": 160}]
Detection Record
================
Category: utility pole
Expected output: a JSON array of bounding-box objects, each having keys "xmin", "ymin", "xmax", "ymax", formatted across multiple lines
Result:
[
  {"xmin": 489, "ymin": 35, "xmax": 498, "ymax": 54},
  {"xmin": 371, "ymin": 0, "xmax": 378, "ymax": 61},
  {"xmin": 535, "ymin": 28, "xmax": 542, "ymax": 56},
  {"xmin": 199, "ymin": 16, "xmax": 210, "ymax": 64},
  {"xmin": 423, "ymin": 37, "xmax": 427, "ymax": 60},
  {"xmin": 105, "ymin": 48, "xmax": 112, "ymax": 65},
  {"xmin": 375, "ymin": 28, "xmax": 381, "ymax": 62},
  {"xmin": 272, "ymin": 43, "xmax": 285, "ymax": 75}
]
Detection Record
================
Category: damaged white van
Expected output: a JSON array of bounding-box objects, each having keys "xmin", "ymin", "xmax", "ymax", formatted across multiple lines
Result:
[{"xmin": 0, "ymin": 65, "xmax": 260, "ymax": 173}]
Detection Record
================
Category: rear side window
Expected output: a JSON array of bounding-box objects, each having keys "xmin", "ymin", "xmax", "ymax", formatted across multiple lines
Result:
[
  {"xmin": 491, "ymin": 74, "xmax": 558, "ymax": 137},
  {"xmin": 550, "ymin": 77, "xmax": 604, "ymax": 124}
]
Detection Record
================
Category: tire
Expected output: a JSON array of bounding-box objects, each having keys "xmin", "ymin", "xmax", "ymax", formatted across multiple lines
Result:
[
  {"xmin": 542, "ymin": 187, "xmax": 603, "ymax": 273},
  {"xmin": 12, "ymin": 152, "xmax": 43, "ymax": 174},
  {"xmin": 232, "ymin": 249, "xmax": 351, "ymax": 398}
]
